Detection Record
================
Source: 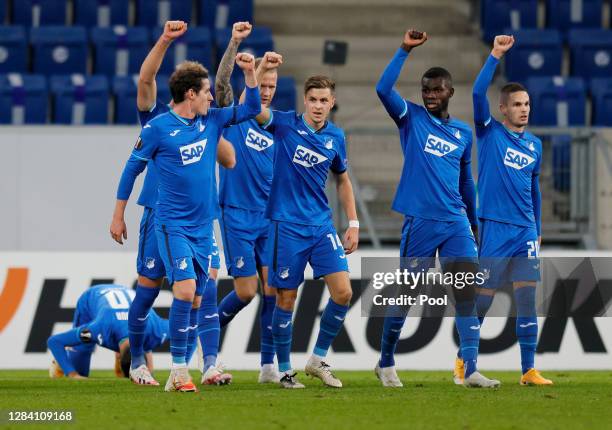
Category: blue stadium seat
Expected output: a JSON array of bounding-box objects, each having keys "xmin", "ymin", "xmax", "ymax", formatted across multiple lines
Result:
[
  {"xmin": 551, "ymin": 135, "xmax": 571, "ymax": 192},
  {"xmin": 547, "ymin": 0, "xmax": 603, "ymax": 34},
  {"xmin": 0, "ymin": 0, "xmax": 6, "ymax": 24},
  {"xmin": 74, "ymin": 0, "xmax": 129, "ymax": 27},
  {"xmin": 113, "ymin": 74, "xmax": 171, "ymax": 124},
  {"xmin": 568, "ymin": 29, "xmax": 612, "ymax": 80},
  {"xmin": 152, "ymin": 26, "xmax": 213, "ymax": 74},
  {"xmin": 31, "ymin": 26, "xmax": 88, "ymax": 76},
  {"xmin": 0, "ymin": 27, "xmax": 28, "ymax": 74},
  {"xmin": 481, "ymin": 0, "xmax": 537, "ymax": 43},
  {"xmin": 527, "ymin": 77, "xmax": 587, "ymax": 126},
  {"xmin": 0, "ymin": 74, "xmax": 47, "ymax": 124},
  {"xmin": 271, "ymin": 77, "xmax": 297, "ymax": 111},
  {"xmin": 12, "ymin": 0, "xmax": 68, "ymax": 26},
  {"xmin": 50, "ymin": 74, "xmax": 109, "ymax": 124},
  {"xmin": 91, "ymin": 26, "xmax": 149, "ymax": 77},
  {"xmin": 505, "ymin": 30, "xmax": 562, "ymax": 83},
  {"xmin": 136, "ymin": 0, "xmax": 192, "ymax": 27},
  {"xmin": 215, "ymin": 27, "xmax": 273, "ymax": 63},
  {"xmin": 590, "ymin": 78, "xmax": 612, "ymax": 126},
  {"xmin": 199, "ymin": 0, "xmax": 254, "ymax": 30}
]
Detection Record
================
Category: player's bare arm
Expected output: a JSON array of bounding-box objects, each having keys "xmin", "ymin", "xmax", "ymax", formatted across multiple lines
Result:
[
  {"xmin": 110, "ymin": 200, "xmax": 128, "ymax": 245},
  {"xmin": 491, "ymin": 35, "xmax": 514, "ymax": 60},
  {"xmin": 217, "ymin": 137, "xmax": 236, "ymax": 168},
  {"xmin": 253, "ymin": 52, "xmax": 283, "ymax": 124},
  {"xmin": 336, "ymin": 171, "xmax": 359, "ymax": 254},
  {"xmin": 215, "ymin": 21, "xmax": 252, "ymax": 108},
  {"xmin": 137, "ymin": 20, "xmax": 187, "ymax": 111}
]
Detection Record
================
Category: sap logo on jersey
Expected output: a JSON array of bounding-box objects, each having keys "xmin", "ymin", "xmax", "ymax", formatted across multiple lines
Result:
[
  {"xmin": 180, "ymin": 140, "xmax": 207, "ymax": 165},
  {"xmin": 424, "ymin": 134, "xmax": 458, "ymax": 157},
  {"xmin": 293, "ymin": 145, "xmax": 328, "ymax": 168},
  {"xmin": 504, "ymin": 147, "xmax": 535, "ymax": 170},
  {"xmin": 245, "ymin": 128, "xmax": 273, "ymax": 151}
]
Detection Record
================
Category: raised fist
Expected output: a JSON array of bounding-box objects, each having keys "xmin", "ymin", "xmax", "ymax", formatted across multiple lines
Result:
[
  {"xmin": 259, "ymin": 51, "xmax": 283, "ymax": 71},
  {"xmin": 236, "ymin": 52, "xmax": 256, "ymax": 71},
  {"xmin": 402, "ymin": 29, "xmax": 427, "ymax": 49},
  {"xmin": 232, "ymin": 21, "xmax": 252, "ymax": 42},
  {"xmin": 162, "ymin": 20, "xmax": 187, "ymax": 42},
  {"xmin": 492, "ymin": 35, "xmax": 515, "ymax": 58}
]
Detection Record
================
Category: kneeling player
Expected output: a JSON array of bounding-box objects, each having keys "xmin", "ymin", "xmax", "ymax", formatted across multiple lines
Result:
[
  {"xmin": 256, "ymin": 63, "xmax": 359, "ymax": 388},
  {"xmin": 47, "ymin": 284, "xmax": 168, "ymax": 380}
]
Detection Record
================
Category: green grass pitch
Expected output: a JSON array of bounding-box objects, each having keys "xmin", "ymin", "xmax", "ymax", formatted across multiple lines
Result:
[{"xmin": 1, "ymin": 370, "xmax": 612, "ymax": 430}]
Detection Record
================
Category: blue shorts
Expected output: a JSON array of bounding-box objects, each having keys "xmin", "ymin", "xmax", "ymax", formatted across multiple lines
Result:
[
  {"xmin": 73, "ymin": 294, "xmax": 92, "ymax": 327},
  {"xmin": 209, "ymin": 230, "xmax": 221, "ymax": 270},
  {"xmin": 155, "ymin": 223, "xmax": 212, "ymax": 287},
  {"xmin": 220, "ymin": 206, "xmax": 270, "ymax": 277},
  {"xmin": 266, "ymin": 221, "xmax": 349, "ymax": 289},
  {"xmin": 400, "ymin": 216, "xmax": 478, "ymax": 271},
  {"xmin": 137, "ymin": 207, "xmax": 166, "ymax": 280},
  {"xmin": 479, "ymin": 218, "xmax": 540, "ymax": 288}
]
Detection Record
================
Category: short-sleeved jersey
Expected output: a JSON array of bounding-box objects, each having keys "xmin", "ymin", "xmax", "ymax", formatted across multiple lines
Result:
[
  {"xmin": 476, "ymin": 117, "xmax": 542, "ymax": 228},
  {"xmin": 392, "ymin": 101, "xmax": 474, "ymax": 222},
  {"xmin": 136, "ymin": 101, "xmax": 170, "ymax": 208},
  {"xmin": 219, "ymin": 119, "xmax": 274, "ymax": 211},
  {"xmin": 133, "ymin": 107, "xmax": 242, "ymax": 226},
  {"xmin": 263, "ymin": 111, "xmax": 348, "ymax": 225}
]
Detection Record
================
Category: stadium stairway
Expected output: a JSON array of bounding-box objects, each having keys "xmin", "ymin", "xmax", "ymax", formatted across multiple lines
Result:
[{"xmin": 255, "ymin": 0, "xmax": 489, "ymax": 242}]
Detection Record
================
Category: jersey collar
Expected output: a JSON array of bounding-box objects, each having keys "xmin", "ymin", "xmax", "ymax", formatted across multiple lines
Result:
[
  {"xmin": 169, "ymin": 108, "xmax": 196, "ymax": 126},
  {"xmin": 301, "ymin": 114, "xmax": 328, "ymax": 134}
]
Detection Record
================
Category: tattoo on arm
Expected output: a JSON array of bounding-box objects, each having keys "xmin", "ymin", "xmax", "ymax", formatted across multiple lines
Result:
[{"xmin": 215, "ymin": 39, "xmax": 240, "ymax": 107}]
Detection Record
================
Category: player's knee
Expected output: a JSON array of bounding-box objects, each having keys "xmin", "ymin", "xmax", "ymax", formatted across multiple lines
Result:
[
  {"xmin": 276, "ymin": 289, "xmax": 297, "ymax": 311},
  {"xmin": 192, "ymin": 295, "xmax": 202, "ymax": 309},
  {"xmin": 138, "ymin": 275, "xmax": 162, "ymax": 288},
  {"xmin": 234, "ymin": 276, "xmax": 258, "ymax": 302},
  {"xmin": 332, "ymin": 287, "xmax": 352, "ymax": 306},
  {"xmin": 209, "ymin": 268, "xmax": 218, "ymax": 280}
]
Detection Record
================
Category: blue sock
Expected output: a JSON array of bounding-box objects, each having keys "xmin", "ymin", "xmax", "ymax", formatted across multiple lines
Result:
[
  {"xmin": 218, "ymin": 290, "xmax": 250, "ymax": 328},
  {"xmin": 260, "ymin": 295, "xmax": 276, "ymax": 366},
  {"xmin": 457, "ymin": 294, "xmax": 493, "ymax": 359},
  {"xmin": 185, "ymin": 306, "xmax": 199, "ymax": 364},
  {"xmin": 169, "ymin": 297, "xmax": 192, "ymax": 366},
  {"xmin": 313, "ymin": 298, "xmax": 349, "ymax": 358},
  {"xmin": 272, "ymin": 307, "xmax": 293, "ymax": 373},
  {"xmin": 380, "ymin": 316, "xmax": 406, "ymax": 368},
  {"xmin": 455, "ymin": 301, "xmax": 479, "ymax": 378},
  {"xmin": 198, "ymin": 278, "xmax": 220, "ymax": 372},
  {"xmin": 128, "ymin": 285, "xmax": 160, "ymax": 369},
  {"xmin": 515, "ymin": 286, "xmax": 537, "ymax": 374}
]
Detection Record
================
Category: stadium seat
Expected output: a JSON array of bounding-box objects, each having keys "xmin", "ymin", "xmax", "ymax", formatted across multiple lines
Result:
[
  {"xmin": 199, "ymin": 0, "xmax": 254, "ymax": 30},
  {"xmin": 481, "ymin": 0, "xmax": 538, "ymax": 43},
  {"xmin": 568, "ymin": 29, "xmax": 612, "ymax": 80},
  {"xmin": 546, "ymin": 0, "xmax": 603, "ymax": 34},
  {"xmin": 0, "ymin": 0, "xmax": 6, "ymax": 24},
  {"xmin": 0, "ymin": 73, "xmax": 47, "ymax": 124},
  {"xmin": 552, "ymin": 135, "xmax": 571, "ymax": 192},
  {"xmin": 12, "ymin": 0, "xmax": 68, "ymax": 26},
  {"xmin": 505, "ymin": 30, "xmax": 562, "ymax": 83},
  {"xmin": 113, "ymin": 74, "xmax": 171, "ymax": 124},
  {"xmin": 0, "ymin": 27, "xmax": 28, "ymax": 74},
  {"xmin": 527, "ymin": 77, "xmax": 587, "ymax": 126},
  {"xmin": 50, "ymin": 74, "xmax": 109, "ymax": 124},
  {"xmin": 215, "ymin": 27, "xmax": 273, "ymax": 63},
  {"xmin": 31, "ymin": 26, "xmax": 88, "ymax": 76},
  {"xmin": 271, "ymin": 77, "xmax": 297, "ymax": 111},
  {"xmin": 74, "ymin": 0, "xmax": 129, "ymax": 27},
  {"xmin": 590, "ymin": 78, "xmax": 612, "ymax": 126},
  {"xmin": 152, "ymin": 26, "xmax": 213, "ymax": 74},
  {"xmin": 91, "ymin": 26, "xmax": 149, "ymax": 77},
  {"xmin": 136, "ymin": 0, "xmax": 192, "ymax": 27}
]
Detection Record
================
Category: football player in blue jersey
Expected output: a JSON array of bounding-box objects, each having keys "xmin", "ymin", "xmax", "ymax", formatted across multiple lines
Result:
[
  {"xmin": 375, "ymin": 29, "xmax": 499, "ymax": 388},
  {"xmin": 467, "ymin": 35, "xmax": 551, "ymax": 386},
  {"xmin": 215, "ymin": 48, "xmax": 281, "ymax": 384},
  {"xmin": 48, "ymin": 285, "xmax": 168, "ymax": 380},
  {"xmin": 110, "ymin": 21, "xmax": 236, "ymax": 386},
  {"xmin": 255, "ymin": 59, "xmax": 359, "ymax": 389}
]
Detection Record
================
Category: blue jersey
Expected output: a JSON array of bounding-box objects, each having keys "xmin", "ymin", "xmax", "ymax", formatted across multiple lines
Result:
[
  {"xmin": 263, "ymin": 111, "xmax": 348, "ymax": 225},
  {"xmin": 116, "ymin": 86, "xmax": 261, "ymax": 226},
  {"xmin": 473, "ymin": 54, "xmax": 542, "ymax": 232},
  {"xmin": 219, "ymin": 119, "xmax": 274, "ymax": 211},
  {"xmin": 136, "ymin": 101, "xmax": 170, "ymax": 208}
]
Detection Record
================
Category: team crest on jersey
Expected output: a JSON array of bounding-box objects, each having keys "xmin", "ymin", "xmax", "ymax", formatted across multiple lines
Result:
[
  {"xmin": 176, "ymin": 258, "xmax": 188, "ymax": 270},
  {"xmin": 454, "ymin": 130, "xmax": 462, "ymax": 140},
  {"xmin": 245, "ymin": 128, "xmax": 274, "ymax": 151},
  {"xmin": 279, "ymin": 267, "xmax": 290, "ymax": 279},
  {"xmin": 145, "ymin": 257, "xmax": 155, "ymax": 269},
  {"xmin": 235, "ymin": 256, "xmax": 245, "ymax": 269},
  {"xmin": 325, "ymin": 138, "xmax": 334, "ymax": 149},
  {"xmin": 504, "ymin": 147, "xmax": 535, "ymax": 170},
  {"xmin": 180, "ymin": 139, "xmax": 207, "ymax": 165},
  {"xmin": 293, "ymin": 145, "xmax": 328, "ymax": 168},
  {"xmin": 424, "ymin": 134, "xmax": 459, "ymax": 157},
  {"xmin": 528, "ymin": 141, "xmax": 536, "ymax": 151}
]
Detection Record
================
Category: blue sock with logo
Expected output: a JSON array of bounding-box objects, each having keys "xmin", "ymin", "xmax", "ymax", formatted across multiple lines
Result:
[
  {"xmin": 455, "ymin": 301, "xmax": 480, "ymax": 378},
  {"xmin": 260, "ymin": 295, "xmax": 276, "ymax": 366},
  {"xmin": 380, "ymin": 316, "xmax": 406, "ymax": 368},
  {"xmin": 128, "ymin": 285, "xmax": 160, "ymax": 369},
  {"xmin": 457, "ymin": 294, "xmax": 493, "ymax": 359},
  {"xmin": 515, "ymin": 286, "xmax": 537, "ymax": 374},
  {"xmin": 169, "ymin": 297, "xmax": 192, "ymax": 366},
  {"xmin": 218, "ymin": 290, "xmax": 250, "ymax": 328},
  {"xmin": 313, "ymin": 298, "xmax": 349, "ymax": 358},
  {"xmin": 185, "ymin": 306, "xmax": 199, "ymax": 364},
  {"xmin": 272, "ymin": 307, "xmax": 293, "ymax": 373},
  {"xmin": 198, "ymin": 278, "xmax": 220, "ymax": 372}
]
